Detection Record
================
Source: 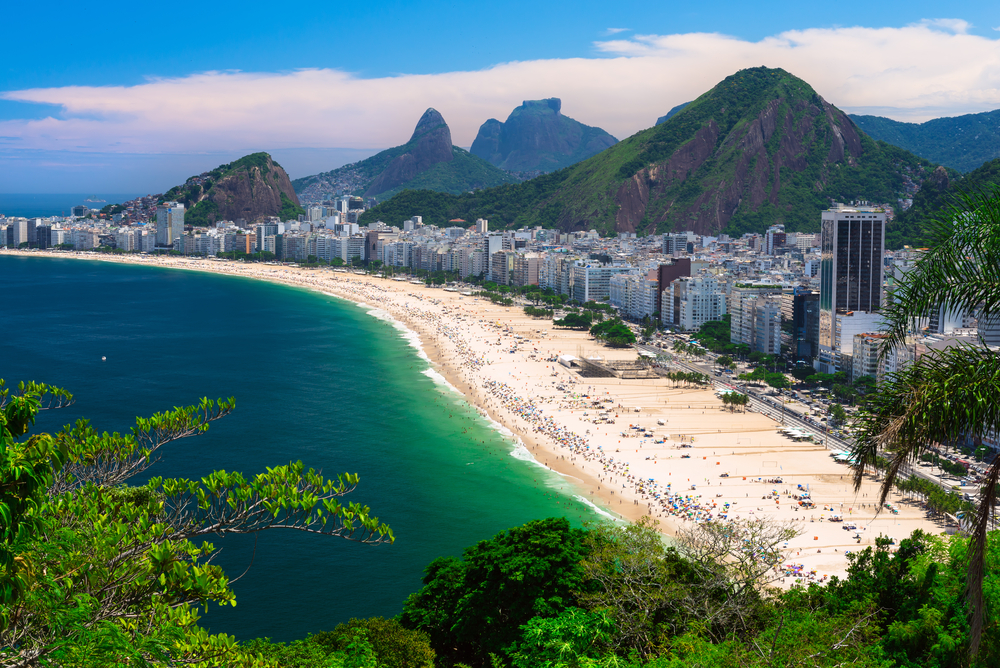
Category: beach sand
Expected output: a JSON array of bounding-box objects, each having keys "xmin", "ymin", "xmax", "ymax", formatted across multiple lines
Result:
[{"xmin": 6, "ymin": 250, "xmax": 951, "ymax": 583}]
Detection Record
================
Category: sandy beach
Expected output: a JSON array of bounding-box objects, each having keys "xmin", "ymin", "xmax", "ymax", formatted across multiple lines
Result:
[{"xmin": 5, "ymin": 249, "xmax": 949, "ymax": 584}]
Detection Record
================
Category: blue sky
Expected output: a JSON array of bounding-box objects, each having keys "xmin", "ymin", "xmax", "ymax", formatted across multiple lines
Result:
[{"xmin": 2, "ymin": 0, "xmax": 1000, "ymax": 193}]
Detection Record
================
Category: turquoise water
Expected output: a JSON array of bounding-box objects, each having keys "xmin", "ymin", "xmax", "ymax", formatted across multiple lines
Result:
[{"xmin": 0, "ymin": 255, "xmax": 605, "ymax": 641}]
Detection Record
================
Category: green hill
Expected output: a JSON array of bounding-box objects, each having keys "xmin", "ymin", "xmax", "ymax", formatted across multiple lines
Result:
[
  {"xmin": 161, "ymin": 152, "xmax": 303, "ymax": 226},
  {"xmin": 850, "ymin": 109, "xmax": 1000, "ymax": 173},
  {"xmin": 362, "ymin": 67, "xmax": 940, "ymax": 237}
]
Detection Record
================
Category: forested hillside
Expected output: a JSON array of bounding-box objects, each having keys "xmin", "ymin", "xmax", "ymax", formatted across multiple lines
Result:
[{"xmin": 852, "ymin": 109, "xmax": 1000, "ymax": 173}]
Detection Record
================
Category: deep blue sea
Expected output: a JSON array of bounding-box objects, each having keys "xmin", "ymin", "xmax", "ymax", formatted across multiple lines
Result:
[
  {"xmin": 0, "ymin": 254, "xmax": 604, "ymax": 641},
  {"xmin": 0, "ymin": 193, "xmax": 146, "ymax": 218}
]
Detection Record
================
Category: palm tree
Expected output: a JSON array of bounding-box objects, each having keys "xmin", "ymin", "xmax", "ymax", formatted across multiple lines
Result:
[{"xmin": 851, "ymin": 188, "xmax": 1000, "ymax": 652}]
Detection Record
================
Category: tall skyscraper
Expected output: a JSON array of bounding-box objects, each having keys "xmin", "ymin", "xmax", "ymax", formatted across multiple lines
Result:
[
  {"xmin": 155, "ymin": 202, "xmax": 185, "ymax": 249},
  {"xmin": 817, "ymin": 203, "xmax": 886, "ymax": 372}
]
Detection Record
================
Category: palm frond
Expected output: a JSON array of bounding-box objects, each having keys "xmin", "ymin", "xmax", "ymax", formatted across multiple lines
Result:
[
  {"xmin": 852, "ymin": 343, "xmax": 1000, "ymax": 653},
  {"xmin": 879, "ymin": 186, "xmax": 1000, "ymax": 357}
]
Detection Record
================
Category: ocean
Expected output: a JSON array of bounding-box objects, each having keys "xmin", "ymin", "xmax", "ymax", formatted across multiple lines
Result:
[
  {"xmin": 0, "ymin": 254, "xmax": 606, "ymax": 641},
  {"xmin": 0, "ymin": 193, "xmax": 146, "ymax": 218}
]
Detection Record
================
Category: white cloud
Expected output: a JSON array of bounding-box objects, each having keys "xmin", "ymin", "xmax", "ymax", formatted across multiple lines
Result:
[
  {"xmin": 2, "ymin": 20, "xmax": 999, "ymax": 161},
  {"xmin": 604, "ymin": 28, "xmax": 631, "ymax": 35},
  {"xmin": 911, "ymin": 18, "xmax": 971, "ymax": 34}
]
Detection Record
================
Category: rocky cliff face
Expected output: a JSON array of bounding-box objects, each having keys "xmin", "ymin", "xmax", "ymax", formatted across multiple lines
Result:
[
  {"xmin": 365, "ymin": 108, "xmax": 454, "ymax": 197},
  {"xmin": 470, "ymin": 98, "xmax": 617, "ymax": 172},
  {"xmin": 164, "ymin": 153, "xmax": 302, "ymax": 225}
]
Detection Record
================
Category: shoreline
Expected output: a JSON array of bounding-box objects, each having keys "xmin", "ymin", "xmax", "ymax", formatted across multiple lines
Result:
[{"xmin": 3, "ymin": 249, "xmax": 949, "ymax": 583}]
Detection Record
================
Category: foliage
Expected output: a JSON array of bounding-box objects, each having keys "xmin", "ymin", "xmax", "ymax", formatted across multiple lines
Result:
[
  {"xmin": 279, "ymin": 191, "xmax": 305, "ymax": 220},
  {"xmin": 851, "ymin": 187, "xmax": 1000, "ymax": 653},
  {"xmin": 802, "ymin": 370, "xmax": 849, "ymax": 387},
  {"xmin": 506, "ymin": 608, "xmax": 619, "ymax": 668},
  {"xmin": 242, "ymin": 629, "xmax": 380, "ymax": 668},
  {"xmin": 851, "ymin": 110, "xmax": 1000, "ymax": 174},
  {"xmin": 400, "ymin": 517, "xmax": 590, "ymax": 667},
  {"xmin": 554, "ymin": 313, "xmax": 593, "ymax": 330},
  {"xmin": 764, "ymin": 372, "xmax": 790, "ymax": 389},
  {"xmin": 691, "ymin": 316, "xmax": 749, "ymax": 359},
  {"xmin": 577, "ymin": 518, "xmax": 720, "ymax": 658},
  {"xmin": 255, "ymin": 520, "xmax": 1000, "ymax": 668},
  {"xmin": 307, "ymin": 617, "xmax": 436, "ymax": 668},
  {"xmin": 721, "ymin": 392, "xmax": 749, "ymax": 412},
  {"xmin": 663, "ymin": 371, "xmax": 710, "ymax": 387},
  {"xmin": 0, "ymin": 379, "xmax": 392, "ymax": 667},
  {"xmin": 524, "ymin": 306, "xmax": 555, "ymax": 319},
  {"xmin": 590, "ymin": 318, "xmax": 636, "ymax": 347},
  {"xmin": 829, "ymin": 403, "xmax": 848, "ymax": 424},
  {"xmin": 889, "ymin": 159, "xmax": 1000, "ymax": 249}
]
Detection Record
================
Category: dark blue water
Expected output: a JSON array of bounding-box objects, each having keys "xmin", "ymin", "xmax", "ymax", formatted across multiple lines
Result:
[
  {"xmin": 0, "ymin": 193, "xmax": 145, "ymax": 217},
  {"xmin": 0, "ymin": 254, "xmax": 603, "ymax": 641}
]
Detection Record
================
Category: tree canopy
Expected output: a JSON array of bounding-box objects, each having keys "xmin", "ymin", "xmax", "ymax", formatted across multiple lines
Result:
[
  {"xmin": 0, "ymin": 380, "xmax": 392, "ymax": 667},
  {"xmin": 851, "ymin": 187, "xmax": 1000, "ymax": 653}
]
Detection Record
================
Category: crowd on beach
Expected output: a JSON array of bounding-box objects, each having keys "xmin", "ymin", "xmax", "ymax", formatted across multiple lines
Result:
[{"xmin": 9, "ymin": 252, "xmax": 930, "ymax": 582}]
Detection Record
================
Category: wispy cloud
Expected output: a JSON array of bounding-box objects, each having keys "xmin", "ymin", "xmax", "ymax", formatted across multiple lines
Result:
[
  {"xmin": 2, "ymin": 19, "xmax": 999, "ymax": 161},
  {"xmin": 604, "ymin": 28, "xmax": 630, "ymax": 35},
  {"xmin": 911, "ymin": 18, "xmax": 971, "ymax": 34}
]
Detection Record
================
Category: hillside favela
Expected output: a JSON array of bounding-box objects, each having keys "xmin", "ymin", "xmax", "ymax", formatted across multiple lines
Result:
[{"xmin": 3, "ymin": 6, "xmax": 1000, "ymax": 668}]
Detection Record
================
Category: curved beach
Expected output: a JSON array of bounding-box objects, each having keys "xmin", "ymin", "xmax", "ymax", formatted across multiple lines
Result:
[{"xmin": 4, "ymin": 249, "xmax": 948, "ymax": 583}]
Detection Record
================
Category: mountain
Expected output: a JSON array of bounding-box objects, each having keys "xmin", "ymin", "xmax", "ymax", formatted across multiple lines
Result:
[
  {"xmin": 361, "ymin": 67, "xmax": 939, "ymax": 237},
  {"xmin": 886, "ymin": 158, "xmax": 1000, "ymax": 249},
  {"xmin": 656, "ymin": 102, "xmax": 690, "ymax": 125},
  {"xmin": 850, "ymin": 109, "xmax": 1000, "ymax": 174},
  {"xmin": 292, "ymin": 109, "xmax": 517, "ymax": 201},
  {"xmin": 469, "ymin": 98, "xmax": 617, "ymax": 172},
  {"xmin": 161, "ymin": 152, "xmax": 303, "ymax": 226}
]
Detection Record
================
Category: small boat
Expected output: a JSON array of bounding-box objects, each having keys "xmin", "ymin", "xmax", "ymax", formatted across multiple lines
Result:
[{"xmin": 101, "ymin": 356, "xmax": 106, "ymax": 361}]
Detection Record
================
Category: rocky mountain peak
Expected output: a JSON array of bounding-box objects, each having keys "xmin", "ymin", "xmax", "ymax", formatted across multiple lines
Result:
[
  {"xmin": 410, "ymin": 108, "xmax": 450, "ymax": 143},
  {"xmin": 519, "ymin": 98, "xmax": 562, "ymax": 114},
  {"xmin": 365, "ymin": 109, "xmax": 455, "ymax": 197},
  {"xmin": 470, "ymin": 98, "xmax": 616, "ymax": 173}
]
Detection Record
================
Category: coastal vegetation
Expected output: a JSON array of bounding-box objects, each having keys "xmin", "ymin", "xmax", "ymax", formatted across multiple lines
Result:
[
  {"xmin": 589, "ymin": 317, "xmax": 637, "ymax": 347},
  {"xmin": 261, "ymin": 518, "xmax": 1000, "ymax": 668},
  {"xmin": 721, "ymin": 392, "xmax": 749, "ymax": 411},
  {"xmin": 851, "ymin": 186, "xmax": 1000, "ymax": 652},
  {"xmin": 0, "ymin": 380, "xmax": 392, "ymax": 667}
]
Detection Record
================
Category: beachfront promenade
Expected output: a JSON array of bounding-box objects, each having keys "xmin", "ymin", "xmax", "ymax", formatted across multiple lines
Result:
[{"xmin": 5, "ymin": 250, "xmax": 949, "ymax": 583}]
